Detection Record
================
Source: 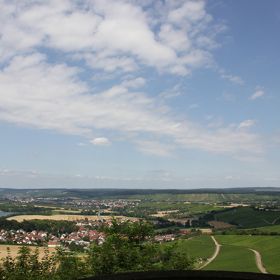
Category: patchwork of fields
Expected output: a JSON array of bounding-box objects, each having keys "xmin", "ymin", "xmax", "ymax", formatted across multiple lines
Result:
[{"xmin": 1, "ymin": 190, "xmax": 280, "ymax": 275}]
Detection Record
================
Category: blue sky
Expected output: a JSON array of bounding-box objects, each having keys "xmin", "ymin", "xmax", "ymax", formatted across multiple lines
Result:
[{"xmin": 0, "ymin": 0, "xmax": 279, "ymax": 188}]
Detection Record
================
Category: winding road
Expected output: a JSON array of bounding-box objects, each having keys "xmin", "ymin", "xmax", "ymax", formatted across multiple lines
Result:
[
  {"xmin": 249, "ymin": 249, "xmax": 268, "ymax": 274},
  {"xmin": 198, "ymin": 236, "xmax": 221, "ymax": 270}
]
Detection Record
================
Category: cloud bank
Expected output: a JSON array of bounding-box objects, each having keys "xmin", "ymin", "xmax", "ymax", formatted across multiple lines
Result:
[{"xmin": 0, "ymin": 0, "xmax": 262, "ymax": 159}]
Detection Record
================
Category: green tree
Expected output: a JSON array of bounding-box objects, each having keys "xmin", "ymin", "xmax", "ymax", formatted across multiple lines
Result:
[{"xmin": 88, "ymin": 220, "xmax": 194, "ymax": 275}]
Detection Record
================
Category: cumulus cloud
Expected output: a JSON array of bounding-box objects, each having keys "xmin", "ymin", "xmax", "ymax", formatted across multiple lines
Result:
[
  {"xmin": 90, "ymin": 137, "xmax": 111, "ymax": 146},
  {"xmin": 121, "ymin": 77, "xmax": 146, "ymax": 89},
  {"xmin": 0, "ymin": 52, "xmax": 262, "ymax": 157},
  {"xmin": 0, "ymin": 0, "xmax": 220, "ymax": 75},
  {"xmin": 250, "ymin": 87, "xmax": 265, "ymax": 100},
  {"xmin": 0, "ymin": 0, "xmax": 263, "ymax": 159}
]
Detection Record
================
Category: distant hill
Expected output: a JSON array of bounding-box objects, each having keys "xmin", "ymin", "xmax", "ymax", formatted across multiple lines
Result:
[
  {"xmin": 1, "ymin": 187, "xmax": 280, "ymax": 199},
  {"xmin": 213, "ymin": 207, "xmax": 280, "ymax": 228}
]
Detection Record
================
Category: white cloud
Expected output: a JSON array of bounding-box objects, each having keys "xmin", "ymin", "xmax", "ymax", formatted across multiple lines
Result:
[
  {"xmin": 159, "ymin": 84, "xmax": 182, "ymax": 99},
  {"xmin": 250, "ymin": 87, "xmax": 265, "ymax": 100},
  {"xmin": 168, "ymin": 1, "xmax": 206, "ymax": 24},
  {"xmin": 90, "ymin": 137, "xmax": 111, "ymax": 146},
  {"xmin": 0, "ymin": 0, "xmax": 221, "ymax": 76},
  {"xmin": 238, "ymin": 120, "xmax": 256, "ymax": 129},
  {"xmin": 0, "ymin": 53, "xmax": 262, "ymax": 158},
  {"xmin": 219, "ymin": 69, "xmax": 244, "ymax": 85},
  {"xmin": 121, "ymin": 77, "xmax": 146, "ymax": 89},
  {"xmin": 0, "ymin": 1, "xmax": 263, "ymax": 160},
  {"xmin": 221, "ymin": 74, "xmax": 244, "ymax": 85}
]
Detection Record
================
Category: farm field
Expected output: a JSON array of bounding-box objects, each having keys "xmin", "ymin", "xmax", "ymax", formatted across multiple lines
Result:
[
  {"xmin": 171, "ymin": 235, "xmax": 215, "ymax": 268},
  {"xmin": 215, "ymin": 235, "xmax": 280, "ymax": 274},
  {"xmin": 177, "ymin": 235, "xmax": 215, "ymax": 259},
  {"xmin": 7, "ymin": 214, "xmax": 138, "ymax": 222},
  {"xmin": 214, "ymin": 207, "xmax": 280, "ymax": 228},
  {"xmin": 254, "ymin": 225, "xmax": 280, "ymax": 233},
  {"xmin": 0, "ymin": 245, "xmax": 56, "ymax": 260},
  {"xmin": 204, "ymin": 244, "xmax": 258, "ymax": 273}
]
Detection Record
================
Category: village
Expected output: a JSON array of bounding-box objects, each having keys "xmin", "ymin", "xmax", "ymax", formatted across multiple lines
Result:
[
  {"xmin": 0, "ymin": 215, "xmax": 213, "ymax": 250},
  {"xmin": 0, "ymin": 227, "xmax": 106, "ymax": 248},
  {"xmin": 5, "ymin": 195, "xmax": 140, "ymax": 211}
]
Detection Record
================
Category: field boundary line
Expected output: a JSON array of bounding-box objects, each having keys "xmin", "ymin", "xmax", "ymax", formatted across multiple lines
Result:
[
  {"xmin": 249, "ymin": 248, "xmax": 267, "ymax": 274},
  {"xmin": 198, "ymin": 236, "xmax": 221, "ymax": 270}
]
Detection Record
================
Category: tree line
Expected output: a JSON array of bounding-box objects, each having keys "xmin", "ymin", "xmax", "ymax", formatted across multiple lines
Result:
[{"xmin": 0, "ymin": 218, "xmax": 77, "ymax": 234}]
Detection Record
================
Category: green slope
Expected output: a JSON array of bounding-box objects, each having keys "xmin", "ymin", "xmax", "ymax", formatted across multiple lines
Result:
[
  {"xmin": 215, "ymin": 235, "xmax": 280, "ymax": 274},
  {"xmin": 175, "ymin": 235, "xmax": 215, "ymax": 260},
  {"xmin": 254, "ymin": 224, "xmax": 280, "ymax": 233},
  {"xmin": 204, "ymin": 244, "xmax": 258, "ymax": 273},
  {"xmin": 214, "ymin": 207, "xmax": 280, "ymax": 228}
]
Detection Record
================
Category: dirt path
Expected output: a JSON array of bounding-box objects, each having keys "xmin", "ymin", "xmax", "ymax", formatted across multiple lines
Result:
[
  {"xmin": 272, "ymin": 216, "xmax": 280, "ymax": 225},
  {"xmin": 249, "ymin": 249, "xmax": 267, "ymax": 274},
  {"xmin": 198, "ymin": 236, "xmax": 221, "ymax": 270},
  {"xmin": 263, "ymin": 216, "xmax": 280, "ymax": 225}
]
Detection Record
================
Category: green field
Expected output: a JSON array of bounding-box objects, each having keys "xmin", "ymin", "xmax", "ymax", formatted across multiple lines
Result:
[
  {"xmin": 205, "ymin": 244, "xmax": 258, "ymax": 273},
  {"xmin": 254, "ymin": 225, "xmax": 280, "ymax": 233},
  {"xmin": 214, "ymin": 207, "xmax": 280, "ymax": 228},
  {"xmin": 161, "ymin": 235, "xmax": 215, "ymax": 268},
  {"xmin": 175, "ymin": 235, "xmax": 215, "ymax": 261},
  {"xmin": 215, "ymin": 235, "xmax": 280, "ymax": 274}
]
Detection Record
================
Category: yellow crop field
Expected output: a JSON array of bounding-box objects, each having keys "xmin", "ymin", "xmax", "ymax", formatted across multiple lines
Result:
[
  {"xmin": 7, "ymin": 214, "xmax": 138, "ymax": 222},
  {"xmin": 0, "ymin": 245, "xmax": 56, "ymax": 260}
]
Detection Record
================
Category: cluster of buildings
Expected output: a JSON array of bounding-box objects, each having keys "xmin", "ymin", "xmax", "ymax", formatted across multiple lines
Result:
[
  {"xmin": 0, "ymin": 227, "xmax": 105, "ymax": 248},
  {"xmin": 9, "ymin": 196, "xmax": 139, "ymax": 209},
  {"xmin": 0, "ymin": 229, "xmax": 48, "ymax": 245},
  {"xmin": 154, "ymin": 234, "xmax": 176, "ymax": 242},
  {"xmin": 70, "ymin": 199, "xmax": 140, "ymax": 209},
  {"xmin": 6, "ymin": 196, "xmax": 140, "ymax": 212},
  {"xmin": 57, "ymin": 228, "xmax": 105, "ymax": 247}
]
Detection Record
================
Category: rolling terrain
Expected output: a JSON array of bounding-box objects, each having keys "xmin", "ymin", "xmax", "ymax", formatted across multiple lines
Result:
[
  {"xmin": 213, "ymin": 207, "xmax": 280, "ymax": 228},
  {"xmin": 204, "ymin": 244, "xmax": 259, "ymax": 273},
  {"xmin": 215, "ymin": 235, "xmax": 280, "ymax": 274}
]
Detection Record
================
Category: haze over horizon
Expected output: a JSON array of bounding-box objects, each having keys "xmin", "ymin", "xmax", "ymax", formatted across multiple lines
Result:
[{"xmin": 0, "ymin": 0, "xmax": 279, "ymax": 189}]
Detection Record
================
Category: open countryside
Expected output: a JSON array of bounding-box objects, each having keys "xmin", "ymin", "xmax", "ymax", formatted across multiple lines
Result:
[
  {"xmin": 0, "ymin": 188, "xmax": 280, "ymax": 277},
  {"xmin": 212, "ymin": 235, "xmax": 280, "ymax": 274}
]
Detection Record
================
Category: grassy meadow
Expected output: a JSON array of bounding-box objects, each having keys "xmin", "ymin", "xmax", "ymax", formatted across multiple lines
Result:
[
  {"xmin": 176, "ymin": 235, "xmax": 215, "ymax": 261},
  {"xmin": 204, "ymin": 244, "xmax": 258, "ymax": 273},
  {"xmin": 215, "ymin": 235, "xmax": 280, "ymax": 274}
]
